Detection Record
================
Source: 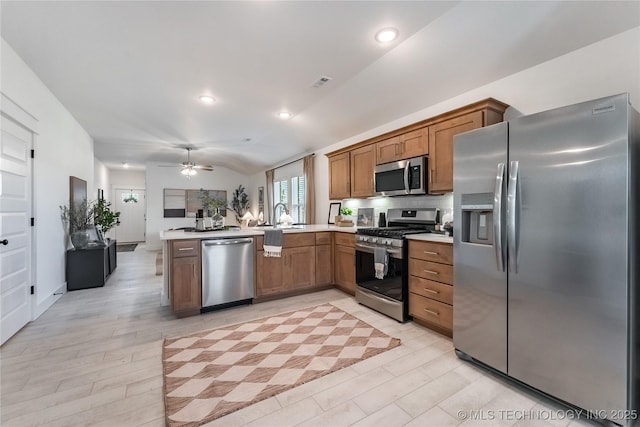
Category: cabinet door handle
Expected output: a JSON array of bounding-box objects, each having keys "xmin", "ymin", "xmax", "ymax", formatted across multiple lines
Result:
[
  {"xmin": 423, "ymin": 269, "xmax": 439, "ymax": 275},
  {"xmin": 424, "ymin": 309, "xmax": 440, "ymax": 317},
  {"xmin": 178, "ymin": 247, "xmax": 194, "ymax": 251},
  {"xmin": 424, "ymin": 288, "xmax": 439, "ymax": 294},
  {"xmin": 423, "ymin": 251, "xmax": 439, "ymax": 255}
]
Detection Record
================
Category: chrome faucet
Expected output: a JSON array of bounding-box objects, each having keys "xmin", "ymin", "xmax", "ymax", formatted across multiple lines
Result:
[{"xmin": 273, "ymin": 202, "xmax": 289, "ymax": 227}]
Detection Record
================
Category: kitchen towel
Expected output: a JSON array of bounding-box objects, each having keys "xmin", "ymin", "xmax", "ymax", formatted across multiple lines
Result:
[
  {"xmin": 263, "ymin": 229, "xmax": 283, "ymax": 257},
  {"xmin": 374, "ymin": 246, "xmax": 388, "ymax": 279}
]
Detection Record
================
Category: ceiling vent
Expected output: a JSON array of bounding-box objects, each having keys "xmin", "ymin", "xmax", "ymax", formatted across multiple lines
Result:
[{"xmin": 311, "ymin": 76, "xmax": 332, "ymax": 88}]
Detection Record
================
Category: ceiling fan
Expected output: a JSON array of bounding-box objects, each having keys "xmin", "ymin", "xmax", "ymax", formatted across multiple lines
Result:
[{"xmin": 161, "ymin": 147, "xmax": 214, "ymax": 178}]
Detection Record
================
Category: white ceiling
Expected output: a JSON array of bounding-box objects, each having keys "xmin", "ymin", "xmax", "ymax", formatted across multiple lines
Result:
[{"xmin": 2, "ymin": 1, "xmax": 639, "ymax": 173}]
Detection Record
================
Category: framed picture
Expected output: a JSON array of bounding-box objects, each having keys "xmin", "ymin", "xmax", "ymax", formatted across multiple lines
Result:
[
  {"xmin": 328, "ymin": 202, "xmax": 341, "ymax": 224},
  {"xmin": 258, "ymin": 186, "xmax": 264, "ymax": 204},
  {"xmin": 357, "ymin": 208, "xmax": 374, "ymax": 226},
  {"xmin": 98, "ymin": 188, "xmax": 104, "ymax": 201}
]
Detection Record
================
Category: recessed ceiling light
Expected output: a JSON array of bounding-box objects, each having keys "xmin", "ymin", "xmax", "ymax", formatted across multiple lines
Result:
[
  {"xmin": 375, "ymin": 27, "xmax": 399, "ymax": 43},
  {"xmin": 278, "ymin": 111, "xmax": 292, "ymax": 120},
  {"xmin": 199, "ymin": 95, "xmax": 216, "ymax": 104},
  {"xmin": 122, "ymin": 162, "xmax": 129, "ymax": 168}
]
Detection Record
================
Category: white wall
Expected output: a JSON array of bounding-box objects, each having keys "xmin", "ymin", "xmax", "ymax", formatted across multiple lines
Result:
[
  {"xmin": 311, "ymin": 27, "xmax": 640, "ymax": 224},
  {"xmin": 94, "ymin": 158, "xmax": 110, "ymax": 201},
  {"xmin": 1, "ymin": 38, "xmax": 95, "ymax": 318},
  {"xmin": 109, "ymin": 169, "xmax": 145, "ymax": 190},
  {"xmin": 145, "ymin": 163, "xmax": 249, "ymax": 250}
]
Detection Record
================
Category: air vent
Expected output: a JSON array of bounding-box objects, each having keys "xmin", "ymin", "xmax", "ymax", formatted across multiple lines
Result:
[{"xmin": 311, "ymin": 76, "xmax": 332, "ymax": 88}]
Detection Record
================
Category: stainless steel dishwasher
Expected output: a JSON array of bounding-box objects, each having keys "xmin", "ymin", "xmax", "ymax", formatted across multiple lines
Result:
[{"xmin": 201, "ymin": 237, "xmax": 254, "ymax": 310}]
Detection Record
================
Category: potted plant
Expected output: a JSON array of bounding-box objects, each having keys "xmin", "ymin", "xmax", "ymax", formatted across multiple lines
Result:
[
  {"xmin": 337, "ymin": 207, "xmax": 354, "ymax": 226},
  {"xmin": 199, "ymin": 190, "xmax": 227, "ymax": 227},
  {"xmin": 60, "ymin": 199, "xmax": 95, "ymax": 248},
  {"xmin": 230, "ymin": 185, "xmax": 250, "ymax": 223},
  {"xmin": 93, "ymin": 198, "xmax": 120, "ymax": 239}
]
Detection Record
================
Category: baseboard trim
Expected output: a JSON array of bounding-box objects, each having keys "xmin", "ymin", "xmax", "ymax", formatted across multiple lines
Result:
[{"xmin": 33, "ymin": 283, "xmax": 65, "ymax": 320}]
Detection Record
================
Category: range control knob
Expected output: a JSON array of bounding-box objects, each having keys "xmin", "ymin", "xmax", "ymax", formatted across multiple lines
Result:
[{"xmin": 370, "ymin": 237, "xmax": 377, "ymax": 243}]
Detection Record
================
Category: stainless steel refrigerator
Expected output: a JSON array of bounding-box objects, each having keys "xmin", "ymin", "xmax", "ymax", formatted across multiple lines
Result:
[{"xmin": 453, "ymin": 93, "xmax": 639, "ymax": 424}]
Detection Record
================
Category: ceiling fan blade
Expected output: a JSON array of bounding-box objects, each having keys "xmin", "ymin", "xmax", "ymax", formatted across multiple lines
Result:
[
  {"xmin": 194, "ymin": 165, "xmax": 214, "ymax": 171},
  {"xmin": 157, "ymin": 164, "xmax": 181, "ymax": 168}
]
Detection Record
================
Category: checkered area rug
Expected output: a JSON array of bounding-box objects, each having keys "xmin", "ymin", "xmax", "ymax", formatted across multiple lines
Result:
[{"xmin": 162, "ymin": 304, "xmax": 401, "ymax": 426}]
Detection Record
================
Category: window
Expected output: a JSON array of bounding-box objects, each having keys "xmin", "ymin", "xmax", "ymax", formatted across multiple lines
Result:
[{"xmin": 273, "ymin": 162, "xmax": 306, "ymax": 223}]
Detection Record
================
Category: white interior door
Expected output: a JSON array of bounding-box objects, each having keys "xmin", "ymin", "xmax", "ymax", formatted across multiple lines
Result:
[
  {"xmin": 0, "ymin": 115, "xmax": 33, "ymax": 345},
  {"xmin": 114, "ymin": 188, "xmax": 146, "ymax": 243}
]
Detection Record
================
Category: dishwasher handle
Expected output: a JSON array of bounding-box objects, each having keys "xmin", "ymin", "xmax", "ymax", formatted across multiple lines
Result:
[{"xmin": 203, "ymin": 238, "xmax": 253, "ymax": 246}]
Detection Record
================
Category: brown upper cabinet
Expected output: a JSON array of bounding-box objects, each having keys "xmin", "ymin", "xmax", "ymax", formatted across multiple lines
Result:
[
  {"xmin": 326, "ymin": 98, "xmax": 508, "ymax": 198},
  {"xmin": 350, "ymin": 144, "xmax": 376, "ymax": 198},
  {"xmin": 328, "ymin": 152, "xmax": 351, "ymax": 200},
  {"xmin": 376, "ymin": 127, "xmax": 428, "ymax": 165}
]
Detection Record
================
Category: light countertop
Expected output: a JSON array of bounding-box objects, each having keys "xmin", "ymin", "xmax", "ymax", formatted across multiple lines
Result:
[
  {"xmin": 406, "ymin": 233, "xmax": 453, "ymax": 244},
  {"xmin": 159, "ymin": 224, "xmax": 357, "ymax": 241}
]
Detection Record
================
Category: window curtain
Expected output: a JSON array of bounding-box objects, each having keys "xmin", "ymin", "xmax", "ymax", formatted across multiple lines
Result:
[
  {"xmin": 265, "ymin": 168, "xmax": 274, "ymax": 224},
  {"xmin": 303, "ymin": 154, "xmax": 315, "ymax": 224}
]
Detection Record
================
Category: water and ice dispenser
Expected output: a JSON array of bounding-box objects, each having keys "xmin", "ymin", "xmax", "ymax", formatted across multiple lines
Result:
[{"xmin": 460, "ymin": 192, "xmax": 494, "ymax": 245}]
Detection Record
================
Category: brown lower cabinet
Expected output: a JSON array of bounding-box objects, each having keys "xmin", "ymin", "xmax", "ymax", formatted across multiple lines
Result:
[
  {"xmin": 255, "ymin": 232, "xmax": 328, "ymax": 299},
  {"xmin": 408, "ymin": 240, "xmax": 453, "ymax": 336},
  {"xmin": 333, "ymin": 232, "xmax": 355, "ymax": 294},
  {"xmin": 170, "ymin": 239, "xmax": 201, "ymax": 317}
]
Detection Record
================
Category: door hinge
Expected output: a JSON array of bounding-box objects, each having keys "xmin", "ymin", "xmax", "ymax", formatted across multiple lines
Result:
[
  {"xmin": 31, "ymin": 217, "xmax": 35, "ymax": 227},
  {"xmin": 31, "ymin": 149, "xmax": 35, "ymax": 159},
  {"xmin": 30, "ymin": 286, "xmax": 34, "ymax": 295}
]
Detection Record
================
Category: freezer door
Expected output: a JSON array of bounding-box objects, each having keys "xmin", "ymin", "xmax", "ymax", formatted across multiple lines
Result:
[
  {"xmin": 507, "ymin": 94, "xmax": 630, "ymax": 414},
  {"xmin": 453, "ymin": 122, "xmax": 508, "ymax": 373}
]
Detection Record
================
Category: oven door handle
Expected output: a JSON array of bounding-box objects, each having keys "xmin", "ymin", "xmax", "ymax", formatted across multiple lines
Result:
[{"xmin": 355, "ymin": 243, "xmax": 402, "ymax": 257}]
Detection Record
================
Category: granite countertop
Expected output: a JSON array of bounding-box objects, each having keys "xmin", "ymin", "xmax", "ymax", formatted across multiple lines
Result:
[
  {"xmin": 406, "ymin": 233, "xmax": 454, "ymax": 244},
  {"xmin": 160, "ymin": 224, "xmax": 357, "ymax": 241}
]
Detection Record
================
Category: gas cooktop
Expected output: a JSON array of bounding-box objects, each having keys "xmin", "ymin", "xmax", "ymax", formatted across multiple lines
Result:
[{"xmin": 356, "ymin": 227, "xmax": 430, "ymax": 238}]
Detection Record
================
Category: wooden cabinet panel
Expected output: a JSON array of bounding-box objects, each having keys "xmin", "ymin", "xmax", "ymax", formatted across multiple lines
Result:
[
  {"xmin": 283, "ymin": 246, "xmax": 316, "ymax": 289},
  {"xmin": 409, "ymin": 258, "xmax": 453, "ymax": 284},
  {"xmin": 170, "ymin": 256, "xmax": 201, "ymax": 317},
  {"xmin": 428, "ymin": 111, "xmax": 483, "ymax": 193},
  {"xmin": 376, "ymin": 136, "xmax": 401, "ymax": 165},
  {"xmin": 350, "ymin": 144, "xmax": 376, "ymax": 198},
  {"xmin": 376, "ymin": 129, "xmax": 427, "ymax": 165},
  {"xmin": 334, "ymin": 232, "xmax": 354, "ymax": 248},
  {"xmin": 409, "ymin": 294, "xmax": 453, "ymax": 330},
  {"xmin": 409, "ymin": 276, "xmax": 452, "ymax": 305},
  {"xmin": 172, "ymin": 239, "xmax": 199, "ymax": 258},
  {"xmin": 315, "ymin": 232, "xmax": 332, "ymax": 245},
  {"xmin": 400, "ymin": 128, "xmax": 428, "ymax": 159},
  {"xmin": 328, "ymin": 152, "xmax": 351, "ymax": 200},
  {"xmin": 256, "ymin": 250, "xmax": 285, "ymax": 297},
  {"xmin": 283, "ymin": 233, "xmax": 315, "ymax": 248},
  {"xmin": 409, "ymin": 241, "xmax": 453, "ymax": 264},
  {"xmin": 316, "ymin": 244, "xmax": 332, "ymax": 285},
  {"xmin": 334, "ymin": 244, "xmax": 355, "ymax": 294}
]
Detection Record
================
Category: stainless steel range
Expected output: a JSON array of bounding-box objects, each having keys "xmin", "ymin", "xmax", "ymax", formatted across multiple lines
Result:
[{"xmin": 355, "ymin": 208, "xmax": 439, "ymax": 322}]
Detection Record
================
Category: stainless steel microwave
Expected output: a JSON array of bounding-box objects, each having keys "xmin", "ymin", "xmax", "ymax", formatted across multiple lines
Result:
[{"xmin": 374, "ymin": 156, "xmax": 427, "ymax": 196}]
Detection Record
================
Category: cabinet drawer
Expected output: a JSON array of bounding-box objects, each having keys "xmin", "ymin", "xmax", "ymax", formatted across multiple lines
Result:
[
  {"xmin": 334, "ymin": 232, "xmax": 355, "ymax": 248},
  {"xmin": 172, "ymin": 240, "xmax": 200, "ymax": 258},
  {"xmin": 409, "ymin": 240, "xmax": 452, "ymax": 264},
  {"xmin": 283, "ymin": 233, "xmax": 315, "ymax": 248},
  {"xmin": 408, "ymin": 258, "xmax": 453, "ymax": 284},
  {"xmin": 409, "ymin": 294, "xmax": 453, "ymax": 330},
  {"xmin": 315, "ymin": 232, "xmax": 332, "ymax": 245},
  {"xmin": 409, "ymin": 276, "xmax": 452, "ymax": 305}
]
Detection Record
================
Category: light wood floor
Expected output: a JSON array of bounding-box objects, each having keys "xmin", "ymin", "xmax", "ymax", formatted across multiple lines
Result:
[{"xmin": 0, "ymin": 247, "xmax": 596, "ymax": 427}]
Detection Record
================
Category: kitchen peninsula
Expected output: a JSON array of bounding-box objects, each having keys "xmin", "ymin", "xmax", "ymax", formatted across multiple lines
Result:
[{"xmin": 159, "ymin": 225, "xmax": 358, "ymax": 317}]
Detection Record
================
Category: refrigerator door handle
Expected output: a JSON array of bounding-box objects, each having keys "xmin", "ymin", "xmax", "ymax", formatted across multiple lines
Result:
[
  {"xmin": 493, "ymin": 162, "xmax": 505, "ymax": 272},
  {"xmin": 507, "ymin": 160, "xmax": 519, "ymax": 273}
]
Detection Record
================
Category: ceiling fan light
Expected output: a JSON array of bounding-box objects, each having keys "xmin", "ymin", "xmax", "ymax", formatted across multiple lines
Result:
[
  {"xmin": 278, "ymin": 111, "xmax": 292, "ymax": 120},
  {"xmin": 181, "ymin": 168, "xmax": 197, "ymax": 176}
]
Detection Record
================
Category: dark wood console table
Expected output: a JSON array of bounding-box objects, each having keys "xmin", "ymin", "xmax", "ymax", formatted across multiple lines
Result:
[{"xmin": 66, "ymin": 240, "xmax": 117, "ymax": 290}]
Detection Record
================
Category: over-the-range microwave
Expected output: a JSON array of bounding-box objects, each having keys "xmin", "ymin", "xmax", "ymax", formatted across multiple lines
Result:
[{"xmin": 374, "ymin": 156, "xmax": 427, "ymax": 196}]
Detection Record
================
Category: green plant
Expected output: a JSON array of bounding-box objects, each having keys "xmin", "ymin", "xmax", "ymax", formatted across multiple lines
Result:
[
  {"xmin": 230, "ymin": 185, "xmax": 250, "ymax": 223},
  {"xmin": 199, "ymin": 189, "xmax": 227, "ymax": 219},
  {"xmin": 60, "ymin": 199, "xmax": 94, "ymax": 234},
  {"xmin": 93, "ymin": 198, "xmax": 120, "ymax": 234},
  {"xmin": 340, "ymin": 207, "xmax": 353, "ymax": 216}
]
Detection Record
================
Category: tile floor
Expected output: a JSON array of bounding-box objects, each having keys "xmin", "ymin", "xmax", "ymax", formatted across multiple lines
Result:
[{"xmin": 0, "ymin": 246, "xmax": 598, "ymax": 427}]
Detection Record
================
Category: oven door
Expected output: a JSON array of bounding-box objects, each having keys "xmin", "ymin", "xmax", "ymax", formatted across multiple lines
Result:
[{"xmin": 355, "ymin": 243, "xmax": 404, "ymax": 301}]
